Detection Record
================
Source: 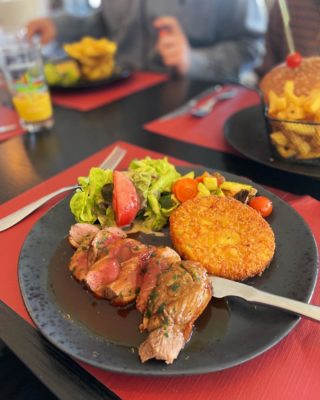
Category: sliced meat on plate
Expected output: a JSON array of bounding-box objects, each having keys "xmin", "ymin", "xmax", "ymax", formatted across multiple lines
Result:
[
  {"xmin": 85, "ymin": 239, "xmax": 154, "ymax": 303},
  {"xmin": 136, "ymin": 247, "xmax": 181, "ymax": 313},
  {"xmin": 68, "ymin": 223, "xmax": 100, "ymax": 249},
  {"xmin": 69, "ymin": 235, "xmax": 94, "ymax": 282},
  {"xmin": 104, "ymin": 243, "xmax": 154, "ymax": 306},
  {"xmin": 87, "ymin": 227, "xmax": 127, "ymax": 266},
  {"xmin": 139, "ymin": 260, "xmax": 212, "ymax": 364}
]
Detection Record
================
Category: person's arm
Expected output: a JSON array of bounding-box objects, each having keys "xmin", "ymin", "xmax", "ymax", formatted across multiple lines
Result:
[
  {"xmin": 188, "ymin": 36, "xmax": 265, "ymax": 82},
  {"xmin": 53, "ymin": 11, "xmax": 107, "ymax": 44},
  {"xmin": 186, "ymin": 0, "xmax": 267, "ymax": 81},
  {"xmin": 154, "ymin": 0, "xmax": 267, "ymax": 81}
]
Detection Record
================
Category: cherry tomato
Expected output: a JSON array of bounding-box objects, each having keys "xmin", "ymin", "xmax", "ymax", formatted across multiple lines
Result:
[
  {"xmin": 248, "ymin": 196, "xmax": 273, "ymax": 217},
  {"xmin": 286, "ymin": 52, "xmax": 302, "ymax": 68},
  {"xmin": 112, "ymin": 171, "xmax": 140, "ymax": 226}
]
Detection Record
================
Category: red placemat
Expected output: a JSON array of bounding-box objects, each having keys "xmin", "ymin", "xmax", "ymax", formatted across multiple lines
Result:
[
  {"xmin": 0, "ymin": 106, "xmax": 25, "ymax": 141},
  {"xmin": 144, "ymin": 86, "xmax": 261, "ymax": 155},
  {"xmin": 51, "ymin": 72, "xmax": 168, "ymax": 111},
  {"xmin": 0, "ymin": 141, "xmax": 319, "ymax": 400}
]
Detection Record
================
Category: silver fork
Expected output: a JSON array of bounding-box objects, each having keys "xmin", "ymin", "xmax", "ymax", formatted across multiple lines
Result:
[
  {"xmin": 0, "ymin": 146, "xmax": 127, "ymax": 232},
  {"xmin": 190, "ymin": 88, "xmax": 238, "ymax": 118}
]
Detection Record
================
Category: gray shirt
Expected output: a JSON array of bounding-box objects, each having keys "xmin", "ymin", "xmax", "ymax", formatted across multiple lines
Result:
[{"xmin": 54, "ymin": 0, "xmax": 267, "ymax": 81}]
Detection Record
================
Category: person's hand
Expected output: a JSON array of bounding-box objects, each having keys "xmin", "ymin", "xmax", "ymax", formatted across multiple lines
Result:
[
  {"xmin": 26, "ymin": 18, "xmax": 57, "ymax": 44},
  {"xmin": 153, "ymin": 16, "xmax": 191, "ymax": 75}
]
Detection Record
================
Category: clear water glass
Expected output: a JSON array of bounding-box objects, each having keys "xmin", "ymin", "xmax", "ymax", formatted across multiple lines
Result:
[{"xmin": 2, "ymin": 40, "xmax": 54, "ymax": 133}]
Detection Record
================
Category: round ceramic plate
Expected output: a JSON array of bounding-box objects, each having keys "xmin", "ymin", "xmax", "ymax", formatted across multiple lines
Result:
[
  {"xmin": 18, "ymin": 167, "xmax": 318, "ymax": 376},
  {"xmin": 224, "ymin": 105, "xmax": 320, "ymax": 179}
]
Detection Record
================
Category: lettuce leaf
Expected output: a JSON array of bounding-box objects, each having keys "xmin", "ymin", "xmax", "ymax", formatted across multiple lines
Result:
[
  {"xmin": 128, "ymin": 157, "xmax": 180, "ymax": 231},
  {"xmin": 70, "ymin": 167, "xmax": 113, "ymax": 224}
]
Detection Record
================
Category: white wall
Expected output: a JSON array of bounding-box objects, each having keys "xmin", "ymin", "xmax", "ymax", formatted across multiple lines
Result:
[{"xmin": 0, "ymin": 0, "xmax": 49, "ymax": 33}]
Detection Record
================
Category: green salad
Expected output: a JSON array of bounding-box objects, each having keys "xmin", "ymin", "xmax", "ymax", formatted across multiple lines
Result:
[
  {"xmin": 70, "ymin": 157, "xmax": 181, "ymax": 231},
  {"xmin": 70, "ymin": 156, "xmax": 263, "ymax": 231}
]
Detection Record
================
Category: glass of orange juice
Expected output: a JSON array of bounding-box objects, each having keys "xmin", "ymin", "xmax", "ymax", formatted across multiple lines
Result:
[{"xmin": 2, "ymin": 40, "xmax": 54, "ymax": 133}]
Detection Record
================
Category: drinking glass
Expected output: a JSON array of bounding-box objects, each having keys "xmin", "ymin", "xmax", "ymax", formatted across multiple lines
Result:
[{"xmin": 2, "ymin": 40, "xmax": 54, "ymax": 133}]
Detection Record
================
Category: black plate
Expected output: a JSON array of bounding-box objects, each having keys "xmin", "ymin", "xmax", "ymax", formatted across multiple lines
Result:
[
  {"xmin": 49, "ymin": 66, "xmax": 132, "ymax": 91},
  {"xmin": 18, "ymin": 167, "xmax": 318, "ymax": 376},
  {"xmin": 224, "ymin": 105, "xmax": 320, "ymax": 179}
]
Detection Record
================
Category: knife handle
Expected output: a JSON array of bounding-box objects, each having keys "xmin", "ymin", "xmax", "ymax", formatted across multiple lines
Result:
[{"xmin": 248, "ymin": 287, "xmax": 320, "ymax": 322}]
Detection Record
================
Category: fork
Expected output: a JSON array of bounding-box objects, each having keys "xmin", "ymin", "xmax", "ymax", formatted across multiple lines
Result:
[
  {"xmin": 190, "ymin": 88, "xmax": 238, "ymax": 118},
  {"xmin": 0, "ymin": 146, "xmax": 127, "ymax": 232}
]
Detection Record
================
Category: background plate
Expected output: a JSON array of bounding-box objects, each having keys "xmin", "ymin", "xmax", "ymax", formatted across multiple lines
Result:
[
  {"xmin": 49, "ymin": 66, "xmax": 132, "ymax": 91},
  {"xmin": 18, "ymin": 167, "xmax": 318, "ymax": 376},
  {"xmin": 224, "ymin": 106, "xmax": 320, "ymax": 179}
]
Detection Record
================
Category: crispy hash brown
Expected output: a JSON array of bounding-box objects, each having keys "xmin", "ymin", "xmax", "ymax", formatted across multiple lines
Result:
[{"xmin": 169, "ymin": 196, "xmax": 275, "ymax": 281}]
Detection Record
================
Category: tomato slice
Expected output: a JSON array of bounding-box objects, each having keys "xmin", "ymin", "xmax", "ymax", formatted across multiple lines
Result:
[
  {"xmin": 112, "ymin": 171, "xmax": 140, "ymax": 226},
  {"xmin": 248, "ymin": 196, "xmax": 273, "ymax": 217}
]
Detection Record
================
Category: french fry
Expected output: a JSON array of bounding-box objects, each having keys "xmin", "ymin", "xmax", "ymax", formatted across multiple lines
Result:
[
  {"xmin": 267, "ymin": 81, "xmax": 320, "ymax": 160},
  {"xmin": 286, "ymin": 103, "xmax": 306, "ymax": 120},
  {"xmin": 288, "ymin": 133, "xmax": 311, "ymax": 157},
  {"xmin": 270, "ymin": 131, "xmax": 288, "ymax": 146},
  {"xmin": 268, "ymin": 90, "xmax": 287, "ymax": 115},
  {"xmin": 63, "ymin": 36, "xmax": 117, "ymax": 81},
  {"xmin": 283, "ymin": 122, "xmax": 316, "ymax": 136},
  {"xmin": 275, "ymin": 145, "xmax": 297, "ymax": 158}
]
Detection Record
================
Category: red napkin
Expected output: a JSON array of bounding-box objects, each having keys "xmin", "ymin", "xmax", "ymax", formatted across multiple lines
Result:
[
  {"xmin": 144, "ymin": 86, "xmax": 261, "ymax": 154},
  {"xmin": 0, "ymin": 106, "xmax": 25, "ymax": 141},
  {"xmin": 51, "ymin": 72, "xmax": 168, "ymax": 111},
  {"xmin": 0, "ymin": 141, "xmax": 319, "ymax": 400}
]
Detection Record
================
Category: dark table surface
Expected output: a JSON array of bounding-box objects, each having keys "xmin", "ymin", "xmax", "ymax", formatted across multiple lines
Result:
[{"xmin": 1, "ymin": 76, "xmax": 319, "ymax": 400}]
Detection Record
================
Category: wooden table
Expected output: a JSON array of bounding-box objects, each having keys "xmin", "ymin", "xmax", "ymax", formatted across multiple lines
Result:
[{"xmin": 0, "ymin": 77, "xmax": 319, "ymax": 400}]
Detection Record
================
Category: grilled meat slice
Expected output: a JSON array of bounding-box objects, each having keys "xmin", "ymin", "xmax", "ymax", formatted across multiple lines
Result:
[
  {"xmin": 69, "ymin": 225, "xmax": 126, "ymax": 282},
  {"xmin": 87, "ymin": 227, "xmax": 127, "ymax": 266},
  {"xmin": 69, "ymin": 223, "xmax": 100, "ymax": 249},
  {"xmin": 139, "ymin": 326, "xmax": 185, "ymax": 365},
  {"xmin": 139, "ymin": 260, "xmax": 212, "ymax": 364},
  {"xmin": 85, "ymin": 238, "xmax": 153, "ymax": 303},
  {"xmin": 84, "ymin": 257, "xmax": 121, "ymax": 296},
  {"xmin": 104, "ymin": 243, "xmax": 154, "ymax": 306},
  {"xmin": 69, "ymin": 235, "xmax": 94, "ymax": 281},
  {"xmin": 136, "ymin": 247, "xmax": 181, "ymax": 313}
]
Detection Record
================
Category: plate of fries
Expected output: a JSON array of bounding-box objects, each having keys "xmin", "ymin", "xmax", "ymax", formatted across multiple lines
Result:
[
  {"xmin": 265, "ymin": 81, "xmax": 320, "ymax": 164},
  {"xmin": 224, "ymin": 104, "xmax": 320, "ymax": 179},
  {"xmin": 45, "ymin": 36, "xmax": 132, "ymax": 90}
]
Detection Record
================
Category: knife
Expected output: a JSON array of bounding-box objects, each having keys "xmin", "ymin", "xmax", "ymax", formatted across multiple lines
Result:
[
  {"xmin": 159, "ymin": 85, "xmax": 222, "ymax": 121},
  {"xmin": 0, "ymin": 124, "xmax": 18, "ymax": 134},
  {"xmin": 211, "ymin": 276, "xmax": 320, "ymax": 322},
  {"xmin": 0, "ymin": 146, "xmax": 126, "ymax": 232}
]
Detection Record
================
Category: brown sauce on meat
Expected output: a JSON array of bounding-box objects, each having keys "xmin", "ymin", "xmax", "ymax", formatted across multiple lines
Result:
[
  {"xmin": 48, "ymin": 238, "xmax": 146, "ymax": 347},
  {"xmin": 48, "ymin": 236, "xmax": 230, "ymax": 350}
]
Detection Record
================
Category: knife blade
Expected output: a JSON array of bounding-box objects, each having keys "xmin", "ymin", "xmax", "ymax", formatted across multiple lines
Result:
[
  {"xmin": 210, "ymin": 275, "xmax": 320, "ymax": 322},
  {"xmin": 159, "ymin": 85, "xmax": 222, "ymax": 121}
]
